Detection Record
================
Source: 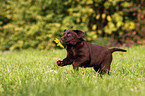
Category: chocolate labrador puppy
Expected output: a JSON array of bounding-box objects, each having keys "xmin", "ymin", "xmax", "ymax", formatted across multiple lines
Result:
[{"xmin": 57, "ymin": 29, "xmax": 126, "ymax": 74}]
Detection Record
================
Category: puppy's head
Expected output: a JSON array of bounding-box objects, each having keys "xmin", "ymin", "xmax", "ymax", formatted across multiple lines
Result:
[{"xmin": 61, "ymin": 29, "xmax": 85, "ymax": 45}]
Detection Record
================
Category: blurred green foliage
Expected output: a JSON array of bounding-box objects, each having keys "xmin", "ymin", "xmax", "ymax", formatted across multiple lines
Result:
[{"xmin": 0, "ymin": 0, "xmax": 145, "ymax": 50}]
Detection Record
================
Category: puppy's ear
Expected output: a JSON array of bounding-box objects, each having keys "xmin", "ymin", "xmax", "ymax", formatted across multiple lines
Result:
[
  {"xmin": 64, "ymin": 29, "xmax": 67, "ymax": 32},
  {"xmin": 73, "ymin": 29, "xmax": 85, "ymax": 38}
]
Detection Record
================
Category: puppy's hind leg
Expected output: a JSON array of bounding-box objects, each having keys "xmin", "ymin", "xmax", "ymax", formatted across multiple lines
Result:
[{"xmin": 100, "ymin": 54, "xmax": 112, "ymax": 75}]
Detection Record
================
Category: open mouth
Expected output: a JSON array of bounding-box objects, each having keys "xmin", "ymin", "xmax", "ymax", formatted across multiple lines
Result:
[
  {"xmin": 60, "ymin": 39, "xmax": 67, "ymax": 44},
  {"xmin": 61, "ymin": 40, "xmax": 70, "ymax": 45}
]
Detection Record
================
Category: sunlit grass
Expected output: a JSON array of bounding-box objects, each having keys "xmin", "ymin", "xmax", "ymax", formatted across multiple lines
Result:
[{"xmin": 0, "ymin": 46, "xmax": 145, "ymax": 96}]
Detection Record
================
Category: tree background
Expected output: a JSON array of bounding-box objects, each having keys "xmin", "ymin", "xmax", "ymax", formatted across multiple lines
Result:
[{"xmin": 0, "ymin": 0, "xmax": 145, "ymax": 51}]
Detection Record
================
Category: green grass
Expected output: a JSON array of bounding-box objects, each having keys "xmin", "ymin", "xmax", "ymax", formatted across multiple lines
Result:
[{"xmin": 0, "ymin": 46, "xmax": 145, "ymax": 96}]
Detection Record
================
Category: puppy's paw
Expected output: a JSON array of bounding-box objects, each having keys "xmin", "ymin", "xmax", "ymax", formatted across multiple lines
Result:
[{"xmin": 57, "ymin": 60, "xmax": 64, "ymax": 66}]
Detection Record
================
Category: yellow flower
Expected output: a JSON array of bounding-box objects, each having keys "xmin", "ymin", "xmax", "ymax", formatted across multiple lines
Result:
[
  {"xmin": 96, "ymin": 14, "xmax": 100, "ymax": 20},
  {"xmin": 107, "ymin": 15, "xmax": 112, "ymax": 21},
  {"xmin": 92, "ymin": 24, "xmax": 97, "ymax": 30},
  {"xmin": 102, "ymin": 13, "xmax": 106, "ymax": 19},
  {"xmin": 54, "ymin": 38, "xmax": 64, "ymax": 48}
]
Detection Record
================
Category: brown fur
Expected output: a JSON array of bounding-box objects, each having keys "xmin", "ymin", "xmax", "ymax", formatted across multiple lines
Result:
[{"xmin": 57, "ymin": 29, "xmax": 126, "ymax": 74}]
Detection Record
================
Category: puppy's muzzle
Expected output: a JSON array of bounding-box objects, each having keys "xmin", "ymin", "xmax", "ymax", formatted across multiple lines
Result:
[{"xmin": 60, "ymin": 37, "xmax": 65, "ymax": 44}]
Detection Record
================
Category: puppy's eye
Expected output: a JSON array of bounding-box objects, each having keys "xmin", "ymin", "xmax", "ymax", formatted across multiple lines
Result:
[{"xmin": 67, "ymin": 34, "xmax": 72, "ymax": 37}]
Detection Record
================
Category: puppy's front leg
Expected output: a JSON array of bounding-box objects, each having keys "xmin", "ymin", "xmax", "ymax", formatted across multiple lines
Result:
[
  {"xmin": 72, "ymin": 57, "xmax": 88, "ymax": 71},
  {"xmin": 57, "ymin": 58, "xmax": 72, "ymax": 67},
  {"xmin": 73, "ymin": 64, "xmax": 79, "ymax": 71}
]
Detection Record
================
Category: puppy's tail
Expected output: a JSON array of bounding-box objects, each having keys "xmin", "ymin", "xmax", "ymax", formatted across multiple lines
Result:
[{"xmin": 109, "ymin": 48, "xmax": 127, "ymax": 53}]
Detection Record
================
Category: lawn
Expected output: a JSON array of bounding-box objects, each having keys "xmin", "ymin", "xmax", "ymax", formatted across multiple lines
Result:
[{"xmin": 0, "ymin": 46, "xmax": 145, "ymax": 96}]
